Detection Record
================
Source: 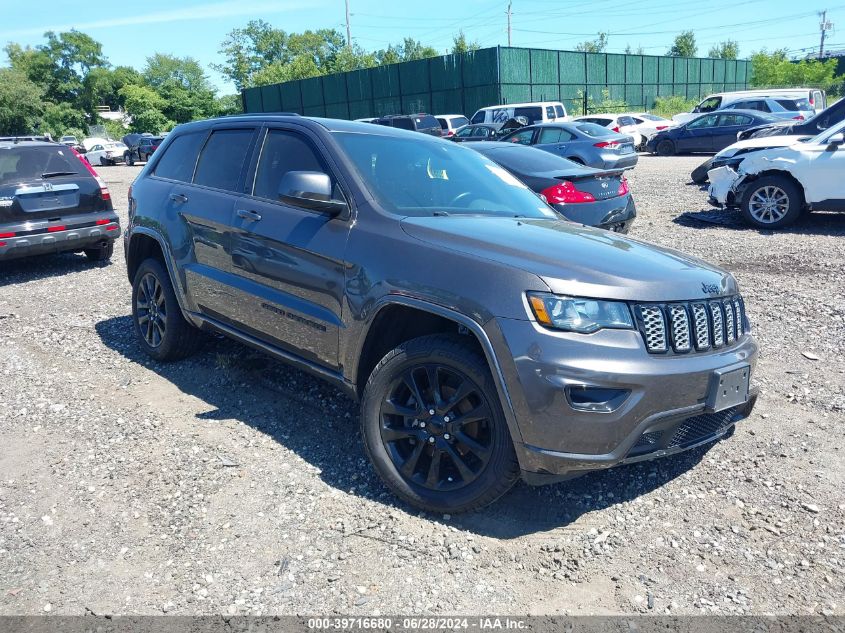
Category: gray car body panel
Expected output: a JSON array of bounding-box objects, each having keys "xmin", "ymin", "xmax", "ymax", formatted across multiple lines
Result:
[{"xmin": 126, "ymin": 115, "xmax": 758, "ymax": 480}]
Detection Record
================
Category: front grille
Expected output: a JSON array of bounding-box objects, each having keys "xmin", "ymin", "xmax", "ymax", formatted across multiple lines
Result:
[
  {"xmin": 635, "ymin": 295, "xmax": 747, "ymax": 354},
  {"xmin": 667, "ymin": 407, "xmax": 738, "ymax": 448}
]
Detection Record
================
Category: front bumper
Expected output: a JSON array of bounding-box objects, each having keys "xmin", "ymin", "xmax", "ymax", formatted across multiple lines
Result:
[
  {"xmin": 489, "ymin": 317, "xmax": 759, "ymax": 481},
  {"xmin": 552, "ymin": 194, "xmax": 636, "ymax": 233},
  {"xmin": 0, "ymin": 214, "xmax": 120, "ymax": 261}
]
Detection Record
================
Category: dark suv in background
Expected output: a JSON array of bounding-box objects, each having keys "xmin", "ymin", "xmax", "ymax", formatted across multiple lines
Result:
[
  {"xmin": 0, "ymin": 141, "xmax": 119, "ymax": 262},
  {"xmin": 373, "ymin": 114, "xmax": 442, "ymax": 136},
  {"xmin": 125, "ymin": 115, "xmax": 758, "ymax": 513},
  {"xmin": 124, "ymin": 136, "xmax": 163, "ymax": 166}
]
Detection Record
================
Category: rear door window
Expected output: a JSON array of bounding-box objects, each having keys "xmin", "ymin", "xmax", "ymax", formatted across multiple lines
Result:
[
  {"xmin": 452, "ymin": 116, "xmax": 469, "ymax": 128},
  {"xmin": 392, "ymin": 118, "xmax": 415, "ymax": 131},
  {"xmin": 546, "ymin": 106, "xmax": 556, "ymax": 120},
  {"xmin": 252, "ymin": 130, "xmax": 330, "ymax": 202},
  {"xmin": 717, "ymin": 114, "xmax": 752, "ymax": 127},
  {"xmin": 776, "ymin": 98, "xmax": 811, "ymax": 111},
  {"xmin": 417, "ymin": 115, "xmax": 440, "ymax": 130},
  {"xmin": 505, "ymin": 128, "xmax": 536, "ymax": 145},
  {"xmin": 193, "ymin": 128, "xmax": 256, "ymax": 192},
  {"xmin": 538, "ymin": 128, "xmax": 564, "ymax": 143},
  {"xmin": 513, "ymin": 107, "xmax": 543, "ymax": 124},
  {"xmin": 555, "ymin": 105, "xmax": 565, "ymax": 118},
  {"xmin": 154, "ymin": 131, "xmax": 207, "ymax": 183}
]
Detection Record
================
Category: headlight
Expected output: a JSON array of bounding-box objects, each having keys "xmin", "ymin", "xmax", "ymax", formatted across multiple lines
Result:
[
  {"xmin": 527, "ymin": 293, "xmax": 634, "ymax": 333},
  {"xmin": 717, "ymin": 147, "xmax": 739, "ymax": 159}
]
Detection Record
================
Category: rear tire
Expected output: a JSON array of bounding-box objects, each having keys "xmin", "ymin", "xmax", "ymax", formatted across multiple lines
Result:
[
  {"xmin": 740, "ymin": 175, "xmax": 804, "ymax": 229},
  {"xmin": 131, "ymin": 258, "xmax": 203, "ymax": 361},
  {"xmin": 84, "ymin": 241, "xmax": 114, "ymax": 262},
  {"xmin": 361, "ymin": 334, "xmax": 519, "ymax": 514},
  {"xmin": 126, "ymin": 153, "xmax": 135, "ymax": 167},
  {"xmin": 656, "ymin": 140, "xmax": 676, "ymax": 157},
  {"xmin": 99, "ymin": 157, "xmax": 107, "ymax": 166}
]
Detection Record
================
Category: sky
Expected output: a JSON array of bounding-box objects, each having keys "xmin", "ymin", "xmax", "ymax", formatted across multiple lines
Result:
[{"xmin": 0, "ymin": 0, "xmax": 842, "ymax": 94}]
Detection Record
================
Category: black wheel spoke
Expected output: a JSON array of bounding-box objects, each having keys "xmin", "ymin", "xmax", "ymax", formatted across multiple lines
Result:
[
  {"xmin": 445, "ymin": 379, "xmax": 473, "ymax": 410},
  {"xmin": 451, "ymin": 402, "xmax": 491, "ymax": 427},
  {"xmin": 425, "ymin": 448, "xmax": 442, "ymax": 487},
  {"xmin": 381, "ymin": 426, "xmax": 417, "ymax": 443},
  {"xmin": 426, "ymin": 365, "xmax": 443, "ymax": 407},
  {"xmin": 442, "ymin": 443, "xmax": 475, "ymax": 481},
  {"xmin": 400, "ymin": 441, "xmax": 425, "ymax": 477},
  {"xmin": 382, "ymin": 398, "xmax": 418, "ymax": 418},
  {"xmin": 401, "ymin": 370, "xmax": 427, "ymax": 412},
  {"xmin": 137, "ymin": 273, "xmax": 167, "ymax": 349},
  {"xmin": 455, "ymin": 431, "xmax": 491, "ymax": 461}
]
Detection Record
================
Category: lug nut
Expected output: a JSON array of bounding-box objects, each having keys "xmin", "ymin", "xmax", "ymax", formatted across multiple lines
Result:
[
  {"xmin": 444, "ymin": 416, "xmax": 451, "ymax": 423},
  {"xmin": 419, "ymin": 421, "xmax": 426, "ymax": 428},
  {"xmin": 443, "ymin": 433, "xmax": 451, "ymax": 440},
  {"xmin": 428, "ymin": 437, "xmax": 436, "ymax": 444},
  {"xmin": 428, "ymin": 409, "xmax": 435, "ymax": 415}
]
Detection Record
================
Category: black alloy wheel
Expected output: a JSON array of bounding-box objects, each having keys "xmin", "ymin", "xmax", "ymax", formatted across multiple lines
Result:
[{"xmin": 379, "ymin": 363, "xmax": 494, "ymax": 492}]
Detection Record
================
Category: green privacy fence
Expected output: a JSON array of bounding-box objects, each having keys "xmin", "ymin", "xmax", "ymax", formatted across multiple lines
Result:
[{"xmin": 242, "ymin": 46, "xmax": 751, "ymax": 119}]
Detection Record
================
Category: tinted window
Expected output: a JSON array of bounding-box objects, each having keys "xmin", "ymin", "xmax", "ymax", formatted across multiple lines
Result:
[
  {"xmin": 630, "ymin": 117, "xmax": 644, "ymax": 124},
  {"xmin": 456, "ymin": 126, "xmax": 479, "ymax": 138},
  {"xmin": 579, "ymin": 117, "xmax": 612, "ymax": 126},
  {"xmin": 546, "ymin": 106, "xmax": 556, "ymax": 119},
  {"xmin": 573, "ymin": 122, "xmax": 615, "ymax": 137},
  {"xmin": 698, "ymin": 97, "xmax": 722, "ymax": 112},
  {"xmin": 618, "ymin": 116, "xmax": 636, "ymax": 126},
  {"xmin": 438, "ymin": 118, "xmax": 449, "ymax": 130},
  {"xmin": 333, "ymin": 132, "xmax": 556, "ymax": 219},
  {"xmin": 505, "ymin": 129, "xmax": 536, "ymax": 145},
  {"xmin": 392, "ymin": 118, "xmax": 415, "ymax": 131},
  {"xmin": 555, "ymin": 105, "xmax": 565, "ymax": 117},
  {"xmin": 451, "ymin": 116, "xmax": 469, "ymax": 128},
  {"xmin": 154, "ymin": 131, "xmax": 207, "ymax": 182},
  {"xmin": 687, "ymin": 114, "xmax": 719, "ymax": 129},
  {"xmin": 776, "ymin": 98, "xmax": 811, "ymax": 111},
  {"xmin": 193, "ymin": 129, "xmax": 255, "ymax": 191},
  {"xmin": 718, "ymin": 114, "xmax": 752, "ymax": 127},
  {"xmin": 417, "ymin": 115, "xmax": 440, "ymax": 129},
  {"xmin": 538, "ymin": 128, "xmax": 564, "ymax": 143},
  {"xmin": 640, "ymin": 113, "xmax": 665, "ymax": 121},
  {"xmin": 0, "ymin": 146, "xmax": 86, "ymax": 186},
  {"xmin": 252, "ymin": 130, "xmax": 328, "ymax": 201},
  {"xmin": 513, "ymin": 107, "xmax": 543, "ymax": 124},
  {"xmin": 470, "ymin": 110, "xmax": 485, "ymax": 124}
]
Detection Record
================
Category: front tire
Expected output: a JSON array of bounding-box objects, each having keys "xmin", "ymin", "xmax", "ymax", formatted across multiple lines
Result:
[
  {"xmin": 126, "ymin": 153, "xmax": 135, "ymax": 166},
  {"xmin": 361, "ymin": 335, "xmax": 519, "ymax": 514},
  {"xmin": 656, "ymin": 140, "xmax": 676, "ymax": 156},
  {"xmin": 99, "ymin": 157, "xmax": 107, "ymax": 166},
  {"xmin": 690, "ymin": 158, "xmax": 713, "ymax": 184},
  {"xmin": 740, "ymin": 175, "xmax": 803, "ymax": 229},
  {"xmin": 131, "ymin": 258, "xmax": 203, "ymax": 361}
]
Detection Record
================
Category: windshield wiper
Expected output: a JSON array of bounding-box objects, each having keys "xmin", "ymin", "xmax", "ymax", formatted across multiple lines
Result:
[{"xmin": 41, "ymin": 171, "xmax": 77, "ymax": 178}]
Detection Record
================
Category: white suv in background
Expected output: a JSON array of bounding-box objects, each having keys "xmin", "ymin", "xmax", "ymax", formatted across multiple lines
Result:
[
  {"xmin": 435, "ymin": 114, "xmax": 470, "ymax": 137},
  {"xmin": 674, "ymin": 89, "xmax": 826, "ymax": 124},
  {"xmin": 470, "ymin": 101, "xmax": 569, "ymax": 125}
]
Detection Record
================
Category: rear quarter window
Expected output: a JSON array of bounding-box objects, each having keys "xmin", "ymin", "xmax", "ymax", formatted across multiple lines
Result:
[
  {"xmin": 154, "ymin": 132, "xmax": 207, "ymax": 183},
  {"xmin": 513, "ymin": 107, "xmax": 543, "ymax": 124}
]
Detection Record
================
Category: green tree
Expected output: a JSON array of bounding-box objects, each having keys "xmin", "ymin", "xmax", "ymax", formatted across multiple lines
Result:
[
  {"xmin": 452, "ymin": 31, "xmax": 480, "ymax": 55},
  {"xmin": 750, "ymin": 49, "xmax": 841, "ymax": 89},
  {"xmin": 375, "ymin": 37, "xmax": 438, "ymax": 65},
  {"xmin": 143, "ymin": 54, "xmax": 217, "ymax": 123},
  {"xmin": 215, "ymin": 94, "xmax": 243, "ymax": 116},
  {"xmin": 119, "ymin": 83, "xmax": 174, "ymax": 132},
  {"xmin": 624, "ymin": 44, "xmax": 644, "ymax": 55},
  {"xmin": 667, "ymin": 31, "xmax": 697, "ymax": 57},
  {"xmin": 41, "ymin": 101, "xmax": 87, "ymax": 138},
  {"xmin": 708, "ymin": 40, "xmax": 739, "ymax": 59},
  {"xmin": 0, "ymin": 68, "xmax": 45, "ymax": 135},
  {"xmin": 575, "ymin": 33, "xmax": 608, "ymax": 53}
]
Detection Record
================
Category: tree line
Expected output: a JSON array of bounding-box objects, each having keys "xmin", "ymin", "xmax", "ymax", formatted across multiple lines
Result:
[{"xmin": 0, "ymin": 23, "xmax": 841, "ymax": 138}]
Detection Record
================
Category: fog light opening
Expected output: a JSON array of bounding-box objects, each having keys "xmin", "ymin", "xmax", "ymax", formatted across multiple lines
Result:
[{"xmin": 566, "ymin": 386, "xmax": 630, "ymax": 413}]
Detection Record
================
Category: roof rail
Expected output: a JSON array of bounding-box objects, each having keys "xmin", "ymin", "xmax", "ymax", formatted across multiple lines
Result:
[{"xmin": 218, "ymin": 112, "xmax": 302, "ymax": 118}]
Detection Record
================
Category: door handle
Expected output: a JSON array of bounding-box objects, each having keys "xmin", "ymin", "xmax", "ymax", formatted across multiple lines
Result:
[
  {"xmin": 170, "ymin": 193, "xmax": 188, "ymax": 203},
  {"xmin": 237, "ymin": 209, "xmax": 262, "ymax": 222}
]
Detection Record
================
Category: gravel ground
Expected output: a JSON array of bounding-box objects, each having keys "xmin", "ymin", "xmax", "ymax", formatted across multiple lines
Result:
[{"xmin": 1, "ymin": 155, "xmax": 843, "ymax": 617}]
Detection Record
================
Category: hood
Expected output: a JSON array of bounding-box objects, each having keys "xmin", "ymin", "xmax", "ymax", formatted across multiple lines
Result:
[
  {"xmin": 717, "ymin": 135, "xmax": 811, "ymax": 158},
  {"xmin": 400, "ymin": 216, "xmax": 736, "ymax": 302}
]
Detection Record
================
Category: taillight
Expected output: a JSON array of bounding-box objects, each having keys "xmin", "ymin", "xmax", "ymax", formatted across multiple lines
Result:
[
  {"xmin": 0, "ymin": 232, "xmax": 15, "ymax": 238},
  {"xmin": 611, "ymin": 126, "xmax": 620, "ymax": 133},
  {"xmin": 95, "ymin": 219, "xmax": 110, "ymax": 225},
  {"xmin": 0, "ymin": 242, "xmax": 6, "ymax": 247},
  {"xmin": 70, "ymin": 147, "xmax": 110, "ymax": 200},
  {"xmin": 656, "ymin": 125, "xmax": 669, "ymax": 130},
  {"xmin": 792, "ymin": 115, "xmax": 805, "ymax": 121},
  {"xmin": 618, "ymin": 177, "xmax": 629, "ymax": 196},
  {"xmin": 594, "ymin": 141, "xmax": 620, "ymax": 149},
  {"xmin": 106, "ymin": 226, "xmax": 119, "ymax": 231},
  {"xmin": 541, "ymin": 181, "xmax": 596, "ymax": 204}
]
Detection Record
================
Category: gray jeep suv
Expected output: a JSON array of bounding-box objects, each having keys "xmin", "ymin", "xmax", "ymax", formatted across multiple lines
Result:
[{"xmin": 124, "ymin": 115, "xmax": 759, "ymax": 513}]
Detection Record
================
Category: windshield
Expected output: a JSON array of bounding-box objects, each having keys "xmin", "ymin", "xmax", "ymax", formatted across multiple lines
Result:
[
  {"xmin": 812, "ymin": 118, "xmax": 845, "ymax": 144},
  {"xmin": 333, "ymin": 132, "xmax": 557, "ymax": 219}
]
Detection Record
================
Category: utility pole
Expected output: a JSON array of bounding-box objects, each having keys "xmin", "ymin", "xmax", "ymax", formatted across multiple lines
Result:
[
  {"xmin": 345, "ymin": 0, "xmax": 352, "ymax": 49},
  {"xmin": 506, "ymin": 1, "xmax": 512, "ymax": 46},
  {"xmin": 819, "ymin": 10, "xmax": 832, "ymax": 57}
]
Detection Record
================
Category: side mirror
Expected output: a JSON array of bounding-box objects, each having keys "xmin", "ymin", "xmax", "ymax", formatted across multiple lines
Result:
[
  {"xmin": 279, "ymin": 171, "xmax": 347, "ymax": 216},
  {"xmin": 827, "ymin": 132, "xmax": 844, "ymax": 149},
  {"xmin": 692, "ymin": 106, "xmax": 700, "ymax": 113}
]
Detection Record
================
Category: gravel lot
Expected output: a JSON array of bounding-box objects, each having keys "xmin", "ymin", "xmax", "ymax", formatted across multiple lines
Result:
[{"xmin": 1, "ymin": 155, "xmax": 843, "ymax": 616}]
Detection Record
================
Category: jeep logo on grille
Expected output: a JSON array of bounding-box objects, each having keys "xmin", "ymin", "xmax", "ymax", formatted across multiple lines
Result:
[{"xmin": 701, "ymin": 282, "xmax": 720, "ymax": 295}]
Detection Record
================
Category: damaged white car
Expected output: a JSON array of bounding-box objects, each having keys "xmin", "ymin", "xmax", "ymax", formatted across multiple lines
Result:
[{"xmin": 708, "ymin": 119, "xmax": 845, "ymax": 229}]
